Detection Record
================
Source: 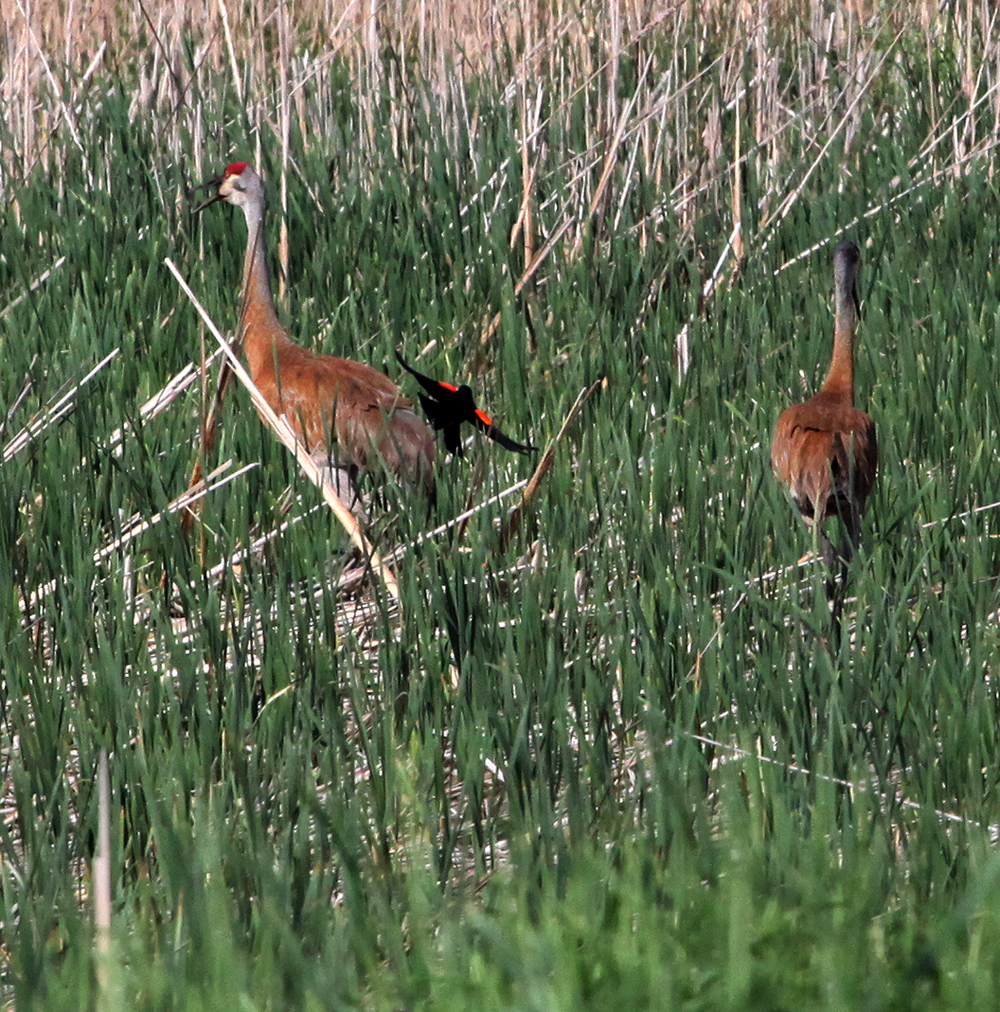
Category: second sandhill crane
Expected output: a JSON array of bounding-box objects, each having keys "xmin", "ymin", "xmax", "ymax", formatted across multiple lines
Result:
[
  {"xmin": 771, "ymin": 240, "xmax": 877, "ymax": 566},
  {"xmin": 195, "ymin": 162, "xmax": 436, "ymax": 508}
]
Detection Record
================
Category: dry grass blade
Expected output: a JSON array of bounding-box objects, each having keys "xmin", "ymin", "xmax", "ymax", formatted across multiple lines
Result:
[
  {"xmin": 671, "ymin": 224, "xmax": 741, "ymax": 378},
  {"xmin": 164, "ymin": 257, "xmax": 401, "ymax": 605},
  {"xmin": 579, "ymin": 52, "xmax": 655, "ymax": 247},
  {"xmin": 99, "ymin": 460, "xmax": 253, "ymax": 565},
  {"xmin": 1, "ymin": 348, "xmax": 121, "ymax": 464},
  {"xmin": 205, "ymin": 499, "xmax": 325, "ymax": 583},
  {"xmin": 20, "ymin": 460, "xmax": 250, "ymax": 622},
  {"xmin": 0, "ymin": 255, "xmax": 67, "ymax": 321},
  {"xmin": 93, "ymin": 749, "xmax": 111, "ymax": 963},
  {"xmin": 481, "ymin": 211, "xmax": 577, "ymax": 345},
  {"xmin": 495, "ymin": 379, "xmax": 603, "ymax": 554},
  {"xmin": 107, "ymin": 353, "xmax": 222, "ymax": 453},
  {"xmin": 759, "ymin": 26, "xmax": 905, "ymax": 249}
]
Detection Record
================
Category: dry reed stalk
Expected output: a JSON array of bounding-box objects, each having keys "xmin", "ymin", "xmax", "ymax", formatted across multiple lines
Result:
[
  {"xmin": 512, "ymin": 81, "xmax": 538, "ymax": 270},
  {"xmin": 100, "ymin": 460, "xmax": 253, "ymax": 564},
  {"xmin": 670, "ymin": 224, "xmax": 741, "ymax": 379},
  {"xmin": 277, "ymin": 1, "xmax": 291, "ymax": 304},
  {"xmin": 335, "ymin": 476, "xmax": 531, "ymax": 595},
  {"xmin": 772, "ymin": 133, "xmax": 1000, "ymax": 283},
  {"xmin": 1, "ymin": 349, "xmax": 121, "ymax": 464},
  {"xmin": 2, "ymin": 363, "xmax": 37, "ymax": 440},
  {"xmin": 575, "ymin": 53, "xmax": 654, "ymax": 255},
  {"xmin": 0, "ymin": 255, "xmax": 66, "ymax": 321},
  {"xmin": 480, "ymin": 211, "xmax": 576, "ymax": 346},
  {"xmin": 19, "ymin": 460, "xmax": 251, "ymax": 623},
  {"xmin": 5, "ymin": 0, "xmax": 995, "ymax": 255},
  {"xmin": 758, "ymin": 27, "xmax": 906, "ymax": 248},
  {"xmin": 180, "ymin": 344, "xmax": 237, "ymax": 541},
  {"xmin": 93, "ymin": 749, "xmax": 111, "ymax": 959},
  {"xmin": 19, "ymin": 465, "xmax": 265, "ymax": 656},
  {"xmin": 731, "ymin": 68, "xmax": 744, "ymax": 268},
  {"xmin": 106, "ymin": 352, "xmax": 223, "ymax": 453}
]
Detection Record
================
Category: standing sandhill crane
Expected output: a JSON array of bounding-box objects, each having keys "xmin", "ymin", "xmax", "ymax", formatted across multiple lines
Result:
[
  {"xmin": 195, "ymin": 162, "xmax": 436, "ymax": 508},
  {"xmin": 771, "ymin": 240, "xmax": 877, "ymax": 567}
]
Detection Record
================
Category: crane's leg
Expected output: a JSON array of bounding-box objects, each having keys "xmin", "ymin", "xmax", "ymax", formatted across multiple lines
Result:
[
  {"xmin": 312, "ymin": 452, "xmax": 368, "ymax": 526},
  {"xmin": 818, "ymin": 530, "xmax": 844, "ymax": 634}
]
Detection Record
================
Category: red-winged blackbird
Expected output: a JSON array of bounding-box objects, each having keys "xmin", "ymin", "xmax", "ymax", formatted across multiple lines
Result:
[{"xmin": 396, "ymin": 352, "xmax": 537, "ymax": 458}]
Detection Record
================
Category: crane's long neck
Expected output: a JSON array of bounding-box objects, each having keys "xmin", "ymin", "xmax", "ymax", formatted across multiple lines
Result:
[
  {"xmin": 820, "ymin": 253, "xmax": 859, "ymax": 402},
  {"xmin": 238, "ymin": 195, "xmax": 285, "ymax": 378}
]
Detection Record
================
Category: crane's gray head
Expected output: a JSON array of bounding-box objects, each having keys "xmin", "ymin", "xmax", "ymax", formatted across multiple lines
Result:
[
  {"xmin": 833, "ymin": 240, "xmax": 860, "ymax": 281},
  {"xmin": 194, "ymin": 162, "xmax": 265, "ymax": 213},
  {"xmin": 832, "ymin": 239, "xmax": 860, "ymax": 311},
  {"xmin": 833, "ymin": 239, "xmax": 859, "ymax": 264}
]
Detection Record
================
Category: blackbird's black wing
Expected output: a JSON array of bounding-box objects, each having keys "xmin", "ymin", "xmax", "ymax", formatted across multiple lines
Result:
[
  {"xmin": 396, "ymin": 350, "xmax": 536, "ymax": 457},
  {"xmin": 395, "ymin": 351, "xmax": 458, "ymax": 403},
  {"xmin": 469, "ymin": 414, "xmax": 537, "ymax": 455}
]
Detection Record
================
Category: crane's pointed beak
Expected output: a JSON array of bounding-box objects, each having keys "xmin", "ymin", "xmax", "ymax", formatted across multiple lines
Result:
[{"xmin": 193, "ymin": 176, "xmax": 224, "ymax": 213}]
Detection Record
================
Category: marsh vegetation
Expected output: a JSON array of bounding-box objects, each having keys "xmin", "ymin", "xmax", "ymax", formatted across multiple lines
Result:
[{"xmin": 3, "ymin": 1, "xmax": 1000, "ymax": 1007}]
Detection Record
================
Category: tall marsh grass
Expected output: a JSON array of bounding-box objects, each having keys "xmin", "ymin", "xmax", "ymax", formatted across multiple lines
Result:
[{"xmin": 3, "ymin": 0, "xmax": 1000, "ymax": 1007}]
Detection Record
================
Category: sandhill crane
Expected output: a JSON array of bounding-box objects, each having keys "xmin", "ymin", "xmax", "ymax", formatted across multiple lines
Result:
[
  {"xmin": 771, "ymin": 240, "xmax": 877, "ymax": 568},
  {"xmin": 195, "ymin": 162, "xmax": 436, "ymax": 509}
]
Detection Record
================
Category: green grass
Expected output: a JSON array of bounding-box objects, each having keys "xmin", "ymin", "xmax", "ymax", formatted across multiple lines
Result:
[{"xmin": 4, "ymin": 2, "xmax": 1000, "ymax": 1008}]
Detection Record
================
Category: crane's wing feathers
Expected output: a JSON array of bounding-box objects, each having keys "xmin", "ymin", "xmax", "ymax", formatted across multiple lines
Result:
[{"xmin": 771, "ymin": 399, "xmax": 876, "ymax": 524}]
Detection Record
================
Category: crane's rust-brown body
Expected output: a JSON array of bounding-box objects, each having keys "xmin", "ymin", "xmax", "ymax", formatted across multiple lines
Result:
[
  {"xmin": 771, "ymin": 240, "xmax": 877, "ymax": 556},
  {"xmin": 197, "ymin": 162, "xmax": 436, "ymax": 498}
]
